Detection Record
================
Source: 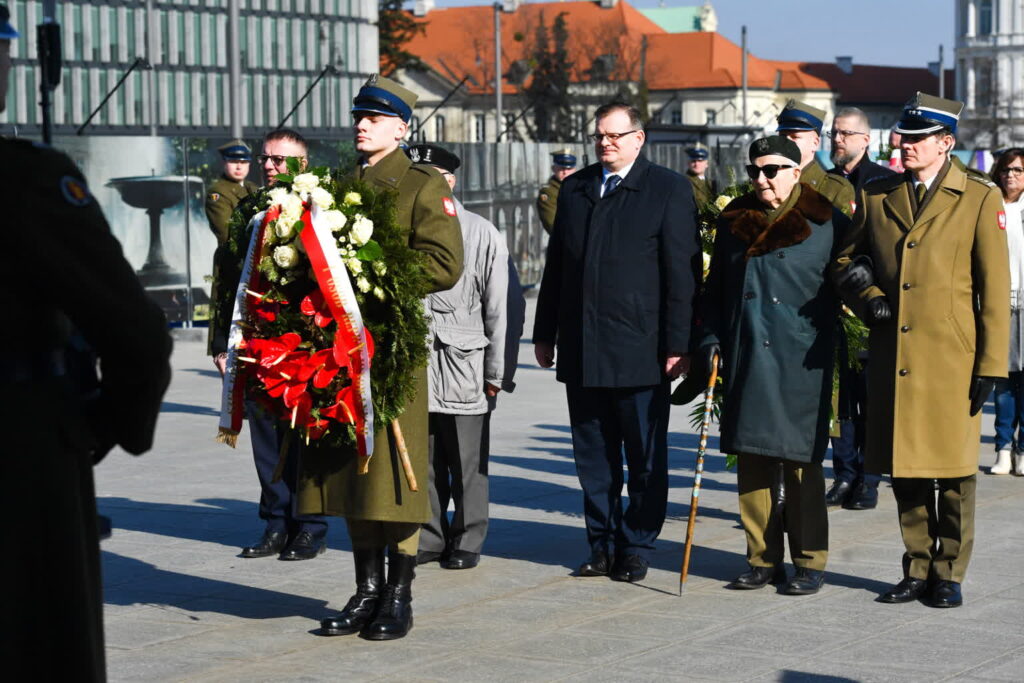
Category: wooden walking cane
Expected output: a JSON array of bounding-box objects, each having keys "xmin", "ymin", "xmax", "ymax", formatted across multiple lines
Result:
[
  {"xmin": 679, "ymin": 354, "xmax": 719, "ymax": 596},
  {"xmin": 391, "ymin": 419, "xmax": 419, "ymax": 492}
]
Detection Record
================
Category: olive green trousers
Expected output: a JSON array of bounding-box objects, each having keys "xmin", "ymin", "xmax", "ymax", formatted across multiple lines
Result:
[
  {"xmin": 346, "ymin": 519, "xmax": 420, "ymax": 555},
  {"xmin": 892, "ymin": 475, "xmax": 976, "ymax": 583},
  {"xmin": 737, "ymin": 453, "xmax": 829, "ymax": 571}
]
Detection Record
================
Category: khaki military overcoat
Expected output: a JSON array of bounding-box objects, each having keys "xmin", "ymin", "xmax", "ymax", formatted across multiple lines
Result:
[
  {"xmin": 297, "ymin": 147, "xmax": 463, "ymax": 523},
  {"xmin": 802, "ymin": 160, "xmax": 855, "ymax": 217},
  {"xmin": 205, "ymin": 175, "xmax": 259, "ymax": 245},
  {"xmin": 833, "ymin": 162, "xmax": 1010, "ymax": 478},
  {"xmin": 536, "ymin": 176, "xmax": 561, "ymax": 234}
]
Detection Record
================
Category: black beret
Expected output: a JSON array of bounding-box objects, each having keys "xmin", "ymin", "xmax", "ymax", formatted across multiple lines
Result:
[
  {"xmin": 405, "ymin": 144, "xmax": 461, "ymax": 174},
  {"xmin": 749, "ymin": 135, "xmax": 801, "ymax": 166}
]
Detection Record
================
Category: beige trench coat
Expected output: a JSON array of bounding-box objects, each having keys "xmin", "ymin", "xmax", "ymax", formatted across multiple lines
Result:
[{"xmin": 833, "ymin": 162, "xmax": 1010, "ymax": 478}]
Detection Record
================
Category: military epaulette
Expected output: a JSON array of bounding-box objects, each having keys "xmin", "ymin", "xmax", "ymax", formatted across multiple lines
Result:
[
  {"xmin": 965, "ymin": 172, "xmax": 997, "ymax": 188},
  {"xmin": 409, "ymin": 162, "xmax": 443, "ymax": 178}
]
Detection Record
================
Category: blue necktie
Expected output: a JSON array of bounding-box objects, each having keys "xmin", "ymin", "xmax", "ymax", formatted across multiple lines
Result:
[{"xmin": 604, "ymin": 174, "xmax": 621, "ymax": 196}]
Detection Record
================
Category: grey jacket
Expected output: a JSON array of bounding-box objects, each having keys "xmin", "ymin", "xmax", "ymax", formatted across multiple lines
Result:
[{"xmin": 428, "ymin": 200, "xmax": 524, "ymax": 414}]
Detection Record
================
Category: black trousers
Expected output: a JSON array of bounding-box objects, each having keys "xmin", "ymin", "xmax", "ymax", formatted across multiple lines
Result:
[
  {"xmin": 565, "ymin": 382, "xmax": 670, "ymax": 560},
  {"xmin": 247, "ymin": 401, "xmax": 326, "ymax": 539}
]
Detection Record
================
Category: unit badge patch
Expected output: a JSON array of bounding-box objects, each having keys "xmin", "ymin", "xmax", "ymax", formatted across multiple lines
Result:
[
  {"xmin": 209, "ymin": 192, "xmax": 221, "ymax": 202},
  {"xmin": 442, "ymin": 197, "xmax": 456, "ymax": 216},
  {"xmin": 998, "ymin": 210, "xmax": 1006, "ymax": 230},
  {"xmin": 60, "ymin": 175, "xmax": 92, "ymax": 207}
]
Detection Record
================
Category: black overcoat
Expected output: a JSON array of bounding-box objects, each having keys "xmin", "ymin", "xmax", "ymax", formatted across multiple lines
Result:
[
  {"xmin": 534, "ymin": 155, "xmax": 701, "ymax": 387},
  {"xmin": 699, "ymin": 185, "xmax": 843, "ymax": 463}
]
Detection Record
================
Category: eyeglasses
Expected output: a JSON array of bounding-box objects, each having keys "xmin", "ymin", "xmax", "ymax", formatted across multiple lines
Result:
[
  {"xmin": 827, "ymin": 129, "xmax": 868, "ymax": 140},
  {"xmin": 745, "ymin": 164, "xmax": 795, "ymax": 180},
  {"xmin": 998, "ymin": 166, "xmax": 1024, "ymax": 177},
  {"xmin": 588, "ymin": 130, "xmax": 640, "ymax": 143},
  {"xmin": 257, "ymin": 154, "xmax": 305, "ymax": 166}
]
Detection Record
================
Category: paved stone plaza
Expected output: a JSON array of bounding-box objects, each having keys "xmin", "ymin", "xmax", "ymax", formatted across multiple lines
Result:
[{"xmin": 98, "ymin": 300, "xmax": 1024, "ymax": 682}]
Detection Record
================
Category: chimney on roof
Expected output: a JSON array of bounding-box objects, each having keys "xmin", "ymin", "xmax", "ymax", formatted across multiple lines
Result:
[
  {"xmin": 599, "ymin": 0, "xmax": 620, "ymax": 8},
  {"xmin": 835, "ymin": 56, "xmax": 853, "ymax": 75},
  {"xmin": 501, "ymin": 0, "xmax": 520, "ymax": 11},
  {"xmin": 414, "ymin": 0, "xmax": 434, "ymax": 17},
  {"xmin": 927, "ymin": 60, "xmax": 942, "ymax": 77},
  {"xmin": 699, "ymin": 1, "xmax": 718, "ymax": 32}
]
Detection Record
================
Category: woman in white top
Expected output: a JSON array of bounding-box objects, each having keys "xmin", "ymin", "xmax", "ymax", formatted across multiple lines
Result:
[{"xmin": 991, "ymin": 148, "xmax": 1024, "ymax": 475}]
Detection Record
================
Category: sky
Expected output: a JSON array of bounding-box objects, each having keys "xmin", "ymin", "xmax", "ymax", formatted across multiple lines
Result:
[{"xmin": 419, "ymin": 0, "xmax": 957, "ymax": 69}]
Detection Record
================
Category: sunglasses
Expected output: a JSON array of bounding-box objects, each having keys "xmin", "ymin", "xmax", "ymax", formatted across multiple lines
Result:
[
  {"xmin": 745, "ymin": 164, "xmax": 795, "ymax": 180},
  {"xmin": 257, "ymin": 154, "xmax": 305, "ymax": 166}
]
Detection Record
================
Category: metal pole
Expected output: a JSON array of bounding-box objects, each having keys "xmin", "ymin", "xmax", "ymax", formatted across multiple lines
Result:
[
  {"xmin": 494, "ymin": 2, "xmax": 502, "ymax": 142},
  {"xmin": 37, "ymin": 0, "xmax": 60, "ymax": 145},
  {"xmin": 228, "ymin": 0, "xmax": 242, "ymax": 138},
  {"xmin": 741, "ymin": 25, "xmax": 748, "ymax": 127},
  {"xmin": 938, "ymin": 44, "xmax": 945, "ymax": 99},
  {"xmin": 182, "ymin": 141, "xmax": 193, "ymax": 327},
  {"xmin": 77, "ymin": 58, "xmax": 149, "ymax": 135},
  {"xmin": 277, "ymin": 64, "xmax": 336, "ymax": 130},
  {"xmin": 146, "ymin": 0, "xmax": 157, "ymax": 135}
]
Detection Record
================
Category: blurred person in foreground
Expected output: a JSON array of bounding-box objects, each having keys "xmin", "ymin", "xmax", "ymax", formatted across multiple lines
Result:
[
  {"xmin": 832, "ymin": 93, "xmax": 1009, "ymax": 608},
  {"xmin": 700, "ymin": 135, "xmax": 843, "ymax": 596},
  {"xmin": 1, "ymin": 6, "xmax": 172, "ymax": 678},
  {"xmin": 989, "ymin": 148, "xmax": 1024, "ymax": 476}
]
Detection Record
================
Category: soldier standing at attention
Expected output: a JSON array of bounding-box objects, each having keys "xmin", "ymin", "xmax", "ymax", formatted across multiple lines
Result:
[
  {"xmin": 306, "ymin": 75, "xmax": 463, "ymax": 641},
  {"xmin": 685, "ymin": 145, "xmax": 716, "ymax": 207},
  {"xmin": 777, "ymin": 99, "xmax": 856, "ymax": 216},
  {"xmin": 833, "ymin": 93, "xmax": 1009, "ymax": 609},
  {"xmin": 536, "ymin": 148, "xmax": 577, "ymax": 234},
  {"xmin": 2, "ymin": 6, "xmax": 173, "ymax": 678}
]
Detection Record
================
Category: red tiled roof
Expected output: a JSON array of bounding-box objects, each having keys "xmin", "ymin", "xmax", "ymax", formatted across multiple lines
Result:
[{"xmin": 796, "ymin": 62, "xmax": 956, "ymax": 105}]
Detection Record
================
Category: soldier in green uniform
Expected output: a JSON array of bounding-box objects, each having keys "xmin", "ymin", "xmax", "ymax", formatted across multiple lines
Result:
[
  {"xmin": 303, "ymin": 75, "xmax": 463, "ymax": 641},
  {"xmin": 685, "ymin": 145, "xmax": 717, "ymax": 208},
  {"xmin": 2, "ymin": 7, "xmax": 173, "ymax": 678},
  {"xmin": 536, "ymin": 148, "xmax": 577, "ymax": 234},
  {"xmin": 205, "ymin": 140, "xmax": 258, "ymax": 354},
  {"xmin": 205, "ymin": 140, "xmax": 258, "ymax": 245},
  {"xmin": 777, "ymin": 99, "xmax": 856, "ymax": 216}
]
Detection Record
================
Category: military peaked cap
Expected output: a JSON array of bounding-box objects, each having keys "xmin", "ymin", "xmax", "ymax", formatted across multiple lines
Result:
[
  {"xmin": 218, "ymin": 139, "xmax": 252, "ymax": 161},
  {"xmin": 894, "ymin": 92, "xmax": 963, "ymax": 135},
  {"xmin": 405, "ymin": 143, "xmax": 461, "ymax": 173},
  {"xmin": 776, "ymin": 99, "xmax": 827, "ymax": 134},
  {"xmin": 352, "ymin": 74, "xmax": 418, "ymax": 123},
  {"xmin": 552, "ymin": 148, "xmax": 577, "ymax": 168},
  {"xmin": 0, "ymin": 4, "xmax": 19, "ymax": 39},
  {"xmin": 686, "ymin": 146, "xmax": 710, "ymax": 160},
  {"xmin": 749, "ymin": 135, "xmax": 802, "ymax": 165}
]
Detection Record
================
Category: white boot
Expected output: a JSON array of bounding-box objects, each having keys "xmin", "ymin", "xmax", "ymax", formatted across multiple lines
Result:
[
  {"xmin": 991, "ymin": 448, "xmax": 1012, "ymax": 475},
  {"xmin": 1013, "ymin": 450, "xmax": 1024, "ymax": 476}
]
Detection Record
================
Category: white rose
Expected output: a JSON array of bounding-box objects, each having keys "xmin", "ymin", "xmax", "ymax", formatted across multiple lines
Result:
[
  {"xmin": 292, "ymin": 173, "xmax": 319, "ymax": 197},
  {"xmin": 714, "ymin": 194, "xmax": 732, "ymax": 211},
  {"xmin": 702, "ymin": 251, "xmax": 711, "ymax": 273},
  {"xmin": 372, "ymin": 261, "xmax": 387, "ymax": 276},
  {"xmin": 356, "ymin": 276, "xmax": 371, "ymax": 293},
  {"xmin": 350, "ymin": 215, "xmax": 374, "ymax": 246},
  {"xmin": 273, "ymin": 245, "xmax": 299, "ymax": 269},
  {"xmin": 345, "ymin": 258, "xmax": 363, "ymax": 274},
  {"xmin": 343, "ymin": 191, "xmax": 362, "ymax": 207},
  {"xmin": 279, "ymin": 193, "xmax": 304, "ymax": 228},
  {"xmin": 323, "ymin": 209, "xmax": 347, "ymax": 233},
  {"xmin": 373, "ymin": 286, "xmax": 386, "ymax": 301},
  {"xmin": 267, "ymin": 187, "xmax": 289, "ymax": 208},
  {"xmin": 311, "ymin": 186, "xmax": 334, "ymax": 210}
]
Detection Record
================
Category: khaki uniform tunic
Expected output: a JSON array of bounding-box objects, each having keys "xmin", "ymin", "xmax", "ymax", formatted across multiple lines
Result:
[{"xmin": 536, "ymin": 176, "xmax": 561, "ymax": 234}]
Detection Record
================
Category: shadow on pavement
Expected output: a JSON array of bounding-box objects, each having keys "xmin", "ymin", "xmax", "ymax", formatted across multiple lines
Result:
[
  {"xmin": 160, "ymin": 401, "xmax": 220, "ymax": 417},
  {"xmin": 102, "ymin": 552, "xmax": 329, "ymax": 619}
]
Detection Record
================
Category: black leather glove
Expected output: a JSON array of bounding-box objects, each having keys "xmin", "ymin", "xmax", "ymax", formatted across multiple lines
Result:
[
  {"xmin": 836, "ymin": 255, "xmax": 875, "ymax": 295},
  {"xmin": 969, "ymin": 376, "xmax": 997, "ymax": 417},
  {"xmin": 864, "ymin": 296, "xmax": 893, "ymax": 327},
  {"xmin": 703, "ymin": 343, "xmax": 722, "ymax": 373}
]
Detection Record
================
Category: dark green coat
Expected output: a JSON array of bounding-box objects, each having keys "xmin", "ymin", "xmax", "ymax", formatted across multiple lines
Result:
[
  {"xmin": 297, "ymin": 147, "xmax": 464, "ymax": 522},
  {"xmin": 699, "ymin": 185, "xmax": 842, "ymax": 463},
  {"xmin": 3, "ymin": 138, "xmax": 172, "ymax": 681}
]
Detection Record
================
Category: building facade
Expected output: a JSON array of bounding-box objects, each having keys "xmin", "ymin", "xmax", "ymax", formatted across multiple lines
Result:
[
  {"xmin": 2, "ymin": 0, "xmax": 378, "ymax": 138},
  {"xmin": 955, "ymin": 0, "xmax": 1024, "ymax": 148}
]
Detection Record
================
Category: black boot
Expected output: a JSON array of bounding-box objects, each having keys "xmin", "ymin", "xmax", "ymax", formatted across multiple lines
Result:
[
  {"xmin": 318, "ymin": 548, "xmax": 384, "ymax": 636},
  {"xmin": 361, "ymin": 553, "xmax": 416, "ymax": 640}
]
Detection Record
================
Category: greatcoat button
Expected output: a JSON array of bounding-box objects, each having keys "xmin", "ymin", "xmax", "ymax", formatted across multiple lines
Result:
[
  {"xmin": 763, "ymin": 340, "xmax": 771, "ymax": 347},
  {"xmin": 902, "ymin": 282, "xmax": 911, "ymax": 290},
  {"xmin": 744, "ymin": 292, "xmax": 756, "ymax": 300},
  {"xmin": 771, "ymin": 296, "xmax": 780, "ymax": 304},
  {"xmin": 908, "ymin": 241, "xmax": 917, "ymax": 249},
  {"xmin": 899, "ymin": 368, "xmax": 909, "ymax": 376},
  {"xmin": 901, "ymin": 325, "xmax": 910, "ymax": 333},
  {"xmin": 777, "ymin": 252, "xmax": 786, "ymax": 259}
]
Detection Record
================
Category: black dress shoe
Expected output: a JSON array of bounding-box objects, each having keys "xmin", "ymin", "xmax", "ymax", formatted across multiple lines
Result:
[
  {"xmin": 843, "ymin": 482, "xmax": 878, "ymax": 510},
  {"xmin": 878, "ymin": 577, "xmax": 929, "ymax": 603},
  {"xmin": 929, "ymin": 580, "xmax": 963, "ymax": 608},
  {"xmin": 319, "ymin": 548, "xmax": 384, "ymax": 636},
  {"xmin": 278, "ymin": 531, "xmax": 326, "ymax": 561},
  {"xmin": 783, "ymin": 568, "xmax": 825, "ymax": 595},
  {"xmin": 824, "ymin": 479, "xmax": 853, "ymax": 506},
  {"xmin": 361, "ymin": 553, "xmax": 416, "ymax": 640},
  {"xmin": 240, "ymin": 530, "xmax": 288, "ymax": 558},
  {"xmin": 441, "ymin": 550, "xmax": 479, "ymax": 570},
  {"xmin": 578, "ymin": 550, "xmax": 610, "ymax": 577},
  {"xmin": 416, "ymin": 550, "xmax": 444, "ymax": 565},
  {"xmin": 610, "ymin": 554, "xmax": 649, "ymax": 583},
  {"xmin": 727, "ymin": 565, "xmax": 787, "ymax": 590}
]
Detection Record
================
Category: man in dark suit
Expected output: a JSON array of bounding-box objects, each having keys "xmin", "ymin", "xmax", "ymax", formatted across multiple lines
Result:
[
  {"xmin": 534, "ymin": 102, "xmax": 701, "ymax": 583},
  {"xmin": 825, "ymin": 107, "xmax": 896, "ymax": 511}
]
